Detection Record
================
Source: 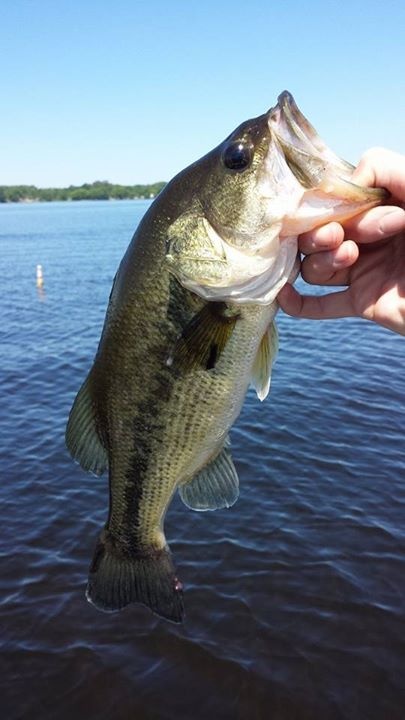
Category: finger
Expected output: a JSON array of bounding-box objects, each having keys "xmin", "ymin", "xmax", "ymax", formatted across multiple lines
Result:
[
  {"xmin": 301, "ymin": 240, "xmax": 358, "ymax": 285},
  {"xmin": 298, "ymin": 221, "xmax": 344, "ymax": 255},
  {"xmin": 343, "ymin": 205, "xmax": 405, "ymax": 243},
  {"xmin": 277, "ymin": 283, "xmax": 354, "ymax": 320},
  {"xmin": 352, "ymin": 147, "xmax": 405, "ymax": 203}
]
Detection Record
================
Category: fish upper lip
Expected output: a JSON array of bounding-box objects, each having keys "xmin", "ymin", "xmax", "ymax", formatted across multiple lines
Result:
[
  {"xmin": 266, "ymin": 91, "xmax": 387, "ymax": 229},
  {"xmin": 268, "ymin": 90, "xmax": 325, "ymax": 157},
  {"xmin": 267, "ymin": 90, "xmax": 354, "ymax": 178},
  {"xmin": 276, "ymin": 90, "xmax": 318, "ymax": 145}
]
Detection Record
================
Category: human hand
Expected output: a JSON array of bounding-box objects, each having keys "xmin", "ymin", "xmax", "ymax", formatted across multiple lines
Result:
[{"xmin": 278, "ymin": 148, "xmax": 405, "ymax": 335}]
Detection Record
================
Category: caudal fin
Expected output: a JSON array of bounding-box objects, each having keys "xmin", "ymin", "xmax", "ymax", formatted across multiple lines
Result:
[{"xmin": 86, "ymin": 531, "xmax": 184, "ymax": 623}]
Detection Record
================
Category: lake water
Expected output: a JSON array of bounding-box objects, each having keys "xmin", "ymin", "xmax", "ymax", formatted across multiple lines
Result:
[{"xmin": 2, "ymin": 200, "xmax": 405, "ymax": 720}]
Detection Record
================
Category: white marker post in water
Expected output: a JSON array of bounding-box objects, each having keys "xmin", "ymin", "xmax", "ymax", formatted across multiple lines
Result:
[{"xmin": 36, "ymin": 264, "xmax": 44, "ymax": 288}]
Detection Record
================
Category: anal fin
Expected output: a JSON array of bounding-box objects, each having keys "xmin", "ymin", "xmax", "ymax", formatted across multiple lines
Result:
[{"xmin": 179, "ymin": 439, "xmax": 239, "ymax": 511}]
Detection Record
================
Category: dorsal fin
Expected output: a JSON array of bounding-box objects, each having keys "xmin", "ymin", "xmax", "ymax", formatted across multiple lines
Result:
[
  {"xmin": 179, "ymin": 439, "xmax": 239, "ymax": 511},
  {"xmin": 65, "ymin": 373, "xmax": 108, "ymax": 476},
  {"xmin": 251, "ymin": 321, "xmax": 278, "ymax": 401}
]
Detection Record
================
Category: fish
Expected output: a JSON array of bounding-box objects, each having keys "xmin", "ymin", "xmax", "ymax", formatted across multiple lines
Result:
[{"xmin": 66, "ymin": 91, "xmax": 386, "ymax": 623}]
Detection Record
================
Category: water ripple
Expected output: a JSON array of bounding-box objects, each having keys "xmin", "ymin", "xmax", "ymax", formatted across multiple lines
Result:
[{"xmin": 2, "ymin": 201, "xmax": 405, "ymax": 720}]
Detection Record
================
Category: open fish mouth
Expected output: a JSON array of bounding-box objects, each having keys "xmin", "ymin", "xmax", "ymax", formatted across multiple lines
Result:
[
  {"xmin": 268, "ymin": 90, "xmax": 354, "ymax": 180},
  {"xmin": 268, "ymin": 90, "xmax": 386, "ymax": 228}
]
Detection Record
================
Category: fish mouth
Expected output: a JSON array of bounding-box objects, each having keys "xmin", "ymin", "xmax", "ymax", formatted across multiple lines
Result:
[
  {"xmin": 268, "ymin": 90, "xmax": 353, "ymax": 178},
  {"xmin": 267, "ymin": 90, "xmax": 387, "ymax": 232}
]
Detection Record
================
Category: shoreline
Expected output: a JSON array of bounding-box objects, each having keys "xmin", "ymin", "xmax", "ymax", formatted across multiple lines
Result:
[
  {"xmin": 0, "ymin": 196, "xmax": 158, "ymax": 204},
  {"xmin": 0, "ymin": 181, "xmax": 166, "ymax": 204}
]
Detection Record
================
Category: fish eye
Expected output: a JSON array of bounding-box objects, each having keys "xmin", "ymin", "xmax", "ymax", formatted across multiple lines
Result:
[{"xmin": 222, "ymin": 142, "xmax": 252, "ymax": 171}]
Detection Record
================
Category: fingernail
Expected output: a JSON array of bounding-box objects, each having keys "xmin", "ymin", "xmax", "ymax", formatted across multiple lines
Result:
[
  {"xmin": 379, "ymin": 208, "xmax": 405, "ymax": 235},
  {"xmin": 332, "ymin": 257, "xmax": 347, "ymax": 269}
]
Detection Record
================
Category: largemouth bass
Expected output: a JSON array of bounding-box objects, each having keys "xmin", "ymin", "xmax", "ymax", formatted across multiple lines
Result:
[{"xmin": 66, "ymin": 91, "xmax": 385, "ymax": 623}]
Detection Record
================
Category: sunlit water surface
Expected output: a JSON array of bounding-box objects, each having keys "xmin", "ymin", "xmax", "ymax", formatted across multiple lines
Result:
[{"xmin": 2, "ymin": 200, "xmax": 405, "ymax": 719}]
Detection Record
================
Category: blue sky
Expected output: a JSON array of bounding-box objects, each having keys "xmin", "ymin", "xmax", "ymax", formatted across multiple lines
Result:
[{"xmin": 2, "ymin": 0, "xmax": 405, "ymax": 186}]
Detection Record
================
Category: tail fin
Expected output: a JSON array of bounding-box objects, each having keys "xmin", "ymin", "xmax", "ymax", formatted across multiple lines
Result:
[{"xmin": 86, "ymin": 531, "xmax": 184, "ymax": 623}]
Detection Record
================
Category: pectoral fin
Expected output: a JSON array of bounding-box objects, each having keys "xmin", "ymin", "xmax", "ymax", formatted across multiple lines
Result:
[
  {"xmin": 179, "ymin": 439, "xmax": 239, "ymax": 511},
  {"xmin": 251, "ymin": 322, "xmax": 278, "ymax": 401},
  {"xmin": 65, "ymin": 373, "xmax": 108, "ymax": 476},
  {"xmin": 170, "ymin": 302, "xmax": 239, "ymax": 372}
]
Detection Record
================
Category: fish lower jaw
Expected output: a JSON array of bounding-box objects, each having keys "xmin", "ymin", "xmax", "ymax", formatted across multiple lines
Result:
[
  {"xmin": 282, "ymin": 201, "xmax": 379, "ymax": 236},
  {"xmin": 281, "ymin": 179, "xmax": 387, "ymax": 235}
]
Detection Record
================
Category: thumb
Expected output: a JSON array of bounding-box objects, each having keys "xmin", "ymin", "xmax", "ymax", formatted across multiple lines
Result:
[{"xmin": 352, "ymin": 148, "xmax": 405, "ymax": 205}]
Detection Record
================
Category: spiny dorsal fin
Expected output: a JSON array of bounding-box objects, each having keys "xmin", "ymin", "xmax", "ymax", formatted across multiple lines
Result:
[
  {"xmin": 169, "ymin": 302, "xmax": 240, "ymax": 372},
  {"xmin": 65, "ymin": 373, "xmax": 108, "ymax": 476},
  {"xmin": 251, "ymin": 321, "xmax": 279, "ymax": 401},
  {"xmin": 179, "ymin": 439, "xmax": 239, "ymax": 511}
]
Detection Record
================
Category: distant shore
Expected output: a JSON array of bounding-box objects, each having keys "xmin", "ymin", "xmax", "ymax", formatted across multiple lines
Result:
[{"xmin": 0, "ymin": 181, "xmax": 166, "ymax": 203}]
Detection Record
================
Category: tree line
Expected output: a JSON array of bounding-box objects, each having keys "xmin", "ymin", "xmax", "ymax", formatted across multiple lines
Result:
[{"xmin": 0, "ymin": 181, "xmax": 167, "ymax": 203}]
